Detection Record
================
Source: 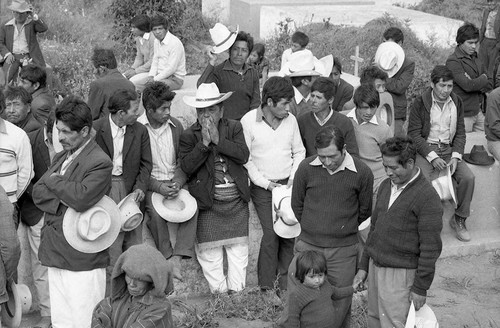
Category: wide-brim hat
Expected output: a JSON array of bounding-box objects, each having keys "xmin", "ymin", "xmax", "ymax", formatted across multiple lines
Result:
[
  {"xmin": 210, "ymin": 23, "xmax": 239, "ymax": 54},
  {"xmin": 151, "ymin": 189, "xmax": 197, "ymax": 223},
  {"xmin": 117, "ymin": 193, "xmax": 143, "ymax": 232},
  {"xmin": 7, "ymin": 0, "xmax": 32, "ymax": 13},
  {"xmin": 405, "ymin": 301, "xmax": 439, "ymax": 328},
  {"xmin": 320, "ymin": 54, "xmax": 334, "ymax": 78},
  {"xmin": 63, "ymin": 195, "xmax": 121, "ymax": 253},
  {"xmin": 272, "ymin": 186, "xmax": 301, "ymax": 239},
  {"xmin": 183, "ymin": 82, "xmax": 233, "ymax": 108},
  {"xmin": 432, "ymin": 166, "xmax": 457, "ymax": 204},
  {"xmin": 374, "ymin": 41, "xmax": 405, "ymax": 78},
  {"xmin": 1, "ymin": 281, "xmax": 32, "ymax": 328},
  {"xmin": 358, "ymin": 217, "xmax": 371, "ymax": 231},
  {"xmin": 279, "ymin": 49, "xmax": 326, "ymax": 77},
  {"xmin": 463, "ymin": 145, "xmax": 495, "ymax": 166}
]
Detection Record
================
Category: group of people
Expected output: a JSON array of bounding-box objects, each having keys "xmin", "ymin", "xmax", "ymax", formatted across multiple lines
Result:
[{"xmin": 0, "ymin": 0, "xmax": 498, "ymax": 326}]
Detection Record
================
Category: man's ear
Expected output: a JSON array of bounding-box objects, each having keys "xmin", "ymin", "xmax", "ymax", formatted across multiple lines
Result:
[
  {"xmin": 267, "ymin": 98, "xmax": 274, "ymax": 107},
  {"xmin": 81, "ymin": 125, "xmax": 90, "ymax": 137},
  {"xmin": 33, "ymin": 81, "xmax": 40, "ymax": 91}
]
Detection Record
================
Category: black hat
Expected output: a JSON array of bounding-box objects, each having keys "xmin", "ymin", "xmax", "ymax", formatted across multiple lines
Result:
[{"xmin": 463, "ymin": 145, "xmax": 495, "ymax": 166}]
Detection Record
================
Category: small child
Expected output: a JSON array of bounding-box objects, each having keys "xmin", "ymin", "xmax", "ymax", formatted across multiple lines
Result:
[
  {"xmin": 280, "ymin": 31, "xmax": 309, "ymax": 70},
  {"xmin": 282, "ymin": 250, "xmax": 359, "ymax": 328},
  {"xmin": 247, "ymin": 43, "xmax": 269, "ymax": 87}
]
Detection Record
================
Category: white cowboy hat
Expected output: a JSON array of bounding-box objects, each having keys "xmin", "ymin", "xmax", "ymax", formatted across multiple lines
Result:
[
  {"xmin": 320, "ymin": 54, "xmax": 334, "ymax": 78},
  {"xmin": 374, "ymin": 41, "xmax": 405, "ymax": 78},
  {"xmin": 272, "ymin": 186, "xmax": 301, "ymax": 239},
  {"xmin": 7, "ymin": 0, "xmax": 32, "ymax": 13},
  {"xmin": 151, "ymin": 189, "xmax": 197, "ymax": 223},
  {"xmin": 405, "ymin": 301, "xmax": 439, "ymax": 328},
  {"xmin": 1, "ymin": 281, "xmax": 32, "ymax": 328},
  {"xmin": 432, "ymin": 166, "xmax": 457, "ymax": 205},
  {"xmin": 279, "ymin": 49, "xmax": 326, "ymax": 77},
  {"xmin": 210, "ymin": 23, "xmax": 239, "ymax": 54},
  {"xmin": 183, "ymin": 83, "xmax": 233, "ymax": 108},
  {"xmin": 63, "ymin": 195, "xmax": 121, "ymax": 253},
  {"xmin": 117, "ymin": 193, "xmax": 143, "ymax": 232}
]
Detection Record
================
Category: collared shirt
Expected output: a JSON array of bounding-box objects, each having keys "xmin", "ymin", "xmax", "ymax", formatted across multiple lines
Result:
[
  {"xmin": 149, "ymin": 31, "xmax": 186, "ymax": 81},
  {"xmin": 389, "ymin": 168, "xmax": 421, "ymax": 208},
  {"xmin": 346, "ymin": 108, "xmax": 379, "ymax": 125},
  {"xmin": 314, "ymin": 108, "xmax": 335, "ymax": 126},
  {"xmin": 60, "ymin": 138, "xmax": 91, "ymax": 176},
  {"xmin": 293, "ymin": 86, "xmax": 310, "ymax": 105},
  {"xmin": 138, "ymin": 32, "xmax": 151, "ymax": 45},
  {"xmin": 109, "ymin": 115, "xmax": 126, "ymax": 176},
  {"xmin": 309, "ymin": 151, "xmax": 357, "ymax": 175},
  {"xmin": 43, "ymin": 127, "xmax": 56, "ymax": 163},
  {"xmin": 428, "ymin": 92, "xmax": 453, "ymax": 145},
  {"xmin": 6, "ymin": 18, "xmax": 30, "ymax": 54}
]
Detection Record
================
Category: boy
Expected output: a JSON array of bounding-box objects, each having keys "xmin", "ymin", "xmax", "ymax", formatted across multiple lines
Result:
[{"xmin": 280, "ymin": 31, "xmax": 310, "ymax": 70}]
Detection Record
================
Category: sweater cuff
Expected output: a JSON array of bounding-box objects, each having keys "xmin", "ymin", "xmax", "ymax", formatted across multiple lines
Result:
[{"xmin": 410, "ymin": 285, "xmax": 427, "ymax": 297}]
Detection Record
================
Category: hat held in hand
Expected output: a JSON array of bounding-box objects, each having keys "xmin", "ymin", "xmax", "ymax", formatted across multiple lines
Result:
[
  {"xmin": 1, "ymin": 281, "xmax": 32, "ymax": 328},
  {"xmin": 151, "ymin": 189, "xmax": 197, "ymax": 223},
  {"xmin": 463, "ymin": 145, "xmax": 495, "ymax": 166},
  {"xmin": 272, "ymin": 186, "xmax": 301, "ymax": 239},
  {"xmin": 210, "ymin": 23, "xmax": 239, "ymax": 54},
  {"xmin": 432, "ymin": 166, "xmax": 457, "ymax": 205},
  {"xmin": 117, "ymin": 193, "xmax": 143, "ymax": 232}
]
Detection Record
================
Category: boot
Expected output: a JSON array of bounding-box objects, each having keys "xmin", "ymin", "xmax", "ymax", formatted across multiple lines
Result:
[{"xmin": 450, "ymin": 215, "xmax": 471, "ymax": 242}]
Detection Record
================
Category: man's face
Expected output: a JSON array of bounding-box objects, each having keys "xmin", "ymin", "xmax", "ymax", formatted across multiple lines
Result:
[
  {"xmin": 152, "ymin": 25, "xmax": 167, "ymax": 41},
  {"xmin": 125, "ymin": 274, "xmax": 151, "ymax": 297},
  {"xmin": 5, "ymin": 97, "xmax": 30, "ymax": 125},
  {"xmin": 13, "ymin": 11, "xmax": 29, "ymax": 24},
  {"xmin": 56, "ymin": 120, "xmax": 89, "ymax": 152},
  {"xmin": 131, "ymin": 26, "xmax": 143, "ymax": 37},
  {"xmin": 18, "ymin": 78, "xmax": 38, "ymax": 94},
  {"xmin": 431, "ymin": 78, "xmax": 453, "ymax": 102},
  {"xmin": 356, "ymin": 102, "xmax": 378, "ymax": 123},
  {"xmin": 317, "ymin": 142, "xmax": 345, "ymax": 172},
  {"xmin": 268, "ymin": 98, "xmax": 290, "ymax": 120},
  {"xmin": 120, "ymin": 100, "xmax": 141, "ymax": 126},
  {"xmin": 330, "ymin": 66, "xmax": 341, "ymax": 85},
  {"xmin": 229, "ymin": 41, "xmax": 250, "ymax": 67},
  {"xmin": 146, "ymin": 101, "xmax": 171, "ymax": 126},
  {"xmin": 373, "ymin": 78, "xmax": 386, "ymax": 93},
  {"xmin": 196, "ymin": 104, "xmax": 223, "ymax": 127},
  {"xmin": 310, "ymin": 91, "xmax": 332, "ymax": 114},
  {"xmin": 290, "ymin": 42, "xmax": 302, "ymax": 53},
  {"xmin": 382, "ymin": 155, "xmax": 415, "ymax": 187},
  {"xmin": 459, "ymin": 39, "xmax": 478, "ymax": 56}
]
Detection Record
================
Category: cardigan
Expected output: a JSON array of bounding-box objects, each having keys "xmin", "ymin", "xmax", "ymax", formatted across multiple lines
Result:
[{"xmin": 359, "ymin": 173, "xmax": 443, "ymax": 296}]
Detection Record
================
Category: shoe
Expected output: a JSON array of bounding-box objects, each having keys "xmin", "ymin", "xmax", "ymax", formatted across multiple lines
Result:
[{"xmin": 450, "ymin": 215, "xmax": 471, "ymax": 242}]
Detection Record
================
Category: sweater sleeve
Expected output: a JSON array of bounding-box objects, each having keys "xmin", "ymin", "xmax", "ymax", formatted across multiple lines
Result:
[
  {"xmin": 289, "ymin": 118, "xmax": 306, "ymax": 180},
  {"xmin": 357, "ymin": 165, "xmax": 373, "ymax": 225},
  {"xmin": 486, "ymin": 89, "xmax": 500, "ymax": 138},
  {"xmin": 385, "ymin": 61, "xmax": 415, "ymax": 95},
  {"xmin": 407, "ymin": 96, "xmax": 433, "ymax": 158},
  {"xmin": 291, "ymin": 161, "xmax": 307, "ymax": 221},
  {"xmin": 446, "ymin": 55, "xmax": 489, "ymax": 92},
  {"xmin": 344, "ymin": 118, "xmax": 359, "ymax": 157},
  {"xmin": 241, "ymin": 114, "xmax": 271, "ymax": 189},
  {"xmin": 330, "ymin": 283, "xmax": 354, "ymax": 300}
]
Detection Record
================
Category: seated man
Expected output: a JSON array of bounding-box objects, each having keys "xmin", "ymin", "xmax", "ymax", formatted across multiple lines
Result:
[
  {"xmin": 123, "ymin": 15, "xmax": 154, "ymax": 82},
  {"xmin": 4, "ymin": 85, "xmax": 41, "ymax": 133},
  {"xmin": 19, "ymin": 64, "xmax": 56, "ymax": 124},
  {"xmin": 92, "ymin": 244, "xmax": 174, "ymax": 328},
  {"xmin": 330, "ymin": 57, "xmax": 354, "ymax": 112}
]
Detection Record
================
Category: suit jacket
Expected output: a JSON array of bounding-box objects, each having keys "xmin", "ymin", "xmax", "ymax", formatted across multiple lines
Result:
[
  {"xmin": 93, "ymin": 116, "xmax": 152, "ymax": 194},
  {"xmin": 31, "ymin": 87, "xmax": 56, "ymax": 124},
  {"xmin": 18, "ymin": 112, "xmax": 42, "ymax": 133},
  {"xmin": 385, "ymin": 57, "xmax": 415, "ymax": 120},
  {"xmin": 33, "ymin": 139, "xmax": 113, "ymax": 271},
  {"xmin": 0, "ymin": 17, "xmax": 47, "ymax": 67}
]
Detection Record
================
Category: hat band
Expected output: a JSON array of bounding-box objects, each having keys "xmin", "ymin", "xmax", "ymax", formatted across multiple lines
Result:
[
  {"xmin": 215, "ymin": 32, "xmax": 235, "ymax": 47},
  {"xmin": 195, "ymin": 95, "xmax": 223, "ymax": 102},
  {"xmin": 274, "ymin": 196, "xmax": 298, "ymax": 226}
]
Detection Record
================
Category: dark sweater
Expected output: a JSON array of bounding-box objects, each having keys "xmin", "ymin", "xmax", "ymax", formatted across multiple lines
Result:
[
  {"xmin": 292, "ymin": 155, "xmax": 373, "ymax": 248},
  {"xmin": 359, "ymin": 172, "xmax": 443, "ymax": 296}
]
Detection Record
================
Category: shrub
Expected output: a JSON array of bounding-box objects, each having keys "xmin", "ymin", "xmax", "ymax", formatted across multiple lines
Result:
[{"xmin": 406, "ymin": 0, "xmax": 483, "ymax": 27}]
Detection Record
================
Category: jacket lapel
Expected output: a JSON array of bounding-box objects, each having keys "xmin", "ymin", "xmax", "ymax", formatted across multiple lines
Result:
[
  {"xmin": 122, "ymin": 124, "xmax": 134, "ymax": 159},
  {"xmin": 101, "ymin": 119, "xmax": 114, "ymax": 156}
]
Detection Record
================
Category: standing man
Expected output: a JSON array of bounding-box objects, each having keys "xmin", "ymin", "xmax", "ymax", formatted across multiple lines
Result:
[
  {"xmin": 330, "ymin": 57, "xmax": 354, "ymax": 112},
  {"xmin": 485, "ymin": 86, "xmax": 500, "ymax": 161},
  {"xmin": 19, "ymin": 64, "xmax": 55, "ymax": 124},
  {"xmin": 4, "ymin": 85, "xmax": 41, "ymax": 133},
  {"xmin": 479, "ymin": 0, "xmax": 500, "ymax": 78},
  {"xmin": 290, "ymin": 125, "xmax": 373, "ymax": 328},
  {"xmin": 240, "ymin": 76, "xmax": 305, "ymax": 293},
  {"xmin": 408, "ymin": 65, "xmax": 475, "ymax": 242},
  {"xmin": 123, "ymin": 15, "xmax": 154, "ymax": 82},
  {"xmin": 32, "ymin": 96, "xmax": 113, "ymax": 328},
  {"xmin": 354, "ymin": 137, "xmax": 443, "ymax": 327}
]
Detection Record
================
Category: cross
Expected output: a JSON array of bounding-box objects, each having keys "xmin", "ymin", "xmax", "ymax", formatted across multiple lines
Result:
[{"xmin": 350, "ymin": 46, "xmax": 364, "ymax": 77}]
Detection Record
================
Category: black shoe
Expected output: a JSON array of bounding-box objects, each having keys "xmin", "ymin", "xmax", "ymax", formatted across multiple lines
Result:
[{"xmin": 450, "ymin": 215, "xmax": 471, "ymax": 242}]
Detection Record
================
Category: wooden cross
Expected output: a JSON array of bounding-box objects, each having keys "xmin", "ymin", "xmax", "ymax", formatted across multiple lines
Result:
[{"xmin": 350, "ymin": 46, "xmax": 364, "ymax": 77}]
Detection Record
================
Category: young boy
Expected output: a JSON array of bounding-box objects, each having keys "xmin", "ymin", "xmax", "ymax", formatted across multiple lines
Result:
[{"xmin": 280, "ymin": 31, "xmax": 310, "ymax": 70}]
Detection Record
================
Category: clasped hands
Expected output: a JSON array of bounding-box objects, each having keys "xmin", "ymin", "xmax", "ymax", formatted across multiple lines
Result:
[
  {"xmin": 200, "ymin": 116, "xmax": 219, "ymax": 146},
  {"xmin": 159, "ymin": 181, "xmax": 180, "ymax": 199},
  {"xmin": 431, "ymin": 157, "xmax": 458, "ymax": 175}
]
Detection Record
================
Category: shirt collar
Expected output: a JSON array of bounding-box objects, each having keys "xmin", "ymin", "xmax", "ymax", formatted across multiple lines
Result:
[
  {"xmin": 390, "ymin": 168, "xmax": 421, "ymax": 191},
  {"xmin": 137, "ymin": 112, "xmax": 176, "ymax": 129},
  {"xmin": 158, "ymin": 31, "xmax": 172, "ymax": 46},
  {"xmin": 310, "ymin": 151, "xmax": 357, "ymax": 175},
  {"xmin": 0, "ymin": 118, "xmax": 6, "ymax": 134},
  {"xmin": 293, "ymin": 86, "xmax": 309, "ymax": 104},
  {"xmin": 314, "ymin": 108, "xmax": 334, "ymax": 125},
  {"xmin": 143, "ymin": 32, "xmax": 151, "ymax": 40},
  {"xmin": 222, "ymin": 59, "xmax": 250, "ymax": 74},
  {"xmin": 430, "ymin": 90, "xmax": 453, "ymax": 106},
  {"xmin": 108, "ymin": 115, "xmax": 125, "ymax": 137},
  {"xmin": 346, "ymin": 108, "xmax": 379, "ymax": 125},
  {"xmin": 68, "ymin": 138, "xmax": 91, "ymax": 158},
  {"xmin": 6, "ymin": 17, "xmax": 32, "ymax": 27},
  {"xmin": 43, "ymin": 126, "xmax": 51, "ymax": 144}
]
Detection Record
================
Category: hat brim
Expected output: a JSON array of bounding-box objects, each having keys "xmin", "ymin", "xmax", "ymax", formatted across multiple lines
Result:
[
  {"xmin": 212, "ymin": 26, "xmax": 239, "ymax": 54},
  {"xmin": 183, "ymin": 91, "xmax": 233, "ymax": 108},
  {"xmin": 320, "ymin": 55, "xmax": 334, "ymax": 77},
  {"xmin": 7, "ymin": 4, "xmax": 31, "ymax": 12},
  {"xmin": 118, "ymin": 193, "xmax": 143, "ymax": 232},
  {"xmin": 280, "ymin": 57, "xmax": 326, "ymax": 77},
  {"xmin": 463, "ymin": 154, "xmax": 495, "ymax": 166},
  {"xmin": 151, "ymin": 190, "xmax": 197, "ymax": 223},
  {"xmin": 374, "ymin": 41, "xmax": 405, "ymax": 78},
  {"xmin": 273, "ymin": 216, "xmax": 301, "ymax": 239},
  {"xmin": 63, "ymin": 196, "xmax": 121, "ymax": 253},
  {"xmin": 1, "ymin": 281, "xmax": 25, "ymax": 327}
]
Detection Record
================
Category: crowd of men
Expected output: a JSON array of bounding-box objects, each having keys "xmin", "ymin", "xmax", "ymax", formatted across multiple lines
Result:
[{"xmin": 0, "ymin": 0, "xmax": 499, "ymax": 326}]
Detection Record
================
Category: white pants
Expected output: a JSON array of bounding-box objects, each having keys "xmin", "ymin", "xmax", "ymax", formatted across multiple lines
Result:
[
  {"xmin": 195, "ymin": 243, "xmax": 248, "ymax": 293},
  {"xmin": 48, "ymin": 267, "xmax": 106, "ymax": 328},
  {"xmin": 464, "ymin": 111, "xmax": 485, "ymax": 132}
]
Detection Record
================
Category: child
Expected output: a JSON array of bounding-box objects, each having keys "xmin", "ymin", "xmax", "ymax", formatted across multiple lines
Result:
[
  {"xmin": 280, "ymin": 31, "xmax": 309, "ymax": 70},
  {"xmin": 282, "ymin": 251, "xmax": 359, "ymax": 328},
  {"xmin": 247, "ymin": 43, "xmax": 269, "ymax": 87}
]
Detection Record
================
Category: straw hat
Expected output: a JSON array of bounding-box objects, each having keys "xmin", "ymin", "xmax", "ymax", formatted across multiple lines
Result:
[
  {"xmin": 374, "ymin": 41, "xmax": 405, "ymax": 78},
  {"xmin": 117, "ymin": 193, "xmax": 143, "ymax": 232},
  {"xmin": 405, "ymin": 301, "xmax": 439, "ymax": 328},
  {"xmin": 279, "ymin": 50, "xmax": 326, "ymax": 77},
  {"xmin": 432, "ymin": 166, "xmax": 457, "ymax": 205},
  {"xmin": 63, "ymin": 196, "xmax": 121, "ymax": 253},
  {"xmin": 272, "ymin": 186, "xmax": 301, "ymax": 239},
  {"xmin": 183, "ymin": 83, "xmax": 233, "ymax": 108},
  {"xmin": 463, "ymin": 145, "xmax": 495, "ymax": 166},
  {"xmin": 7, "ymin": 0, "xmax": 32, "ymax": 13},
  {"xmin": 210, "ymin": 23, "xmax": 239, "ymax": 54},
  {"xmin": 1, "ymin": 281, "xmax": 32, "ymax": 328},
  {"xmin": 151, "ymin": 189, "xmax": 197, "ymax": 223}
]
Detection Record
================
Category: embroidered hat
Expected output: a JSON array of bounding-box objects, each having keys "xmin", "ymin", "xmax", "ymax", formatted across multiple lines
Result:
[
  {"xmin": 210, "ymin": 23, "xmax": 239, "ymax": 54},
  {"xmin": 1, "ymin": 281, "xmax": 32, "ymax": 328},
  {"xmin": 272, "ymin": 186, "xmax": 301, "ymax": 239},
  {"xmin": 117, "ymin": 193, "xmax": 143, "ymax": 232},
  {"xmin": 7, "ymin": 0, "xmax": 32, "ymax": 13},
  {"xmin": 279, "ymin": 50, "xmax": 327, "ymax": 77},
  {"xmin": 463, "ymin": 145, "xmax": 495, "ymax": 166},
  {"xmin": 151, "ymin": 189, "xmax": 197, "ymax": 223},
  {"xmin": 374, "ymin": 41, "xmax": 405, "ymax": 78},
  {"xmin": 183, "ymin": 83, "xmax": 233, "ymax": 108},
  {"xmin": 432, "ymin": 166, "xmax": 457, "ymax": 205}
]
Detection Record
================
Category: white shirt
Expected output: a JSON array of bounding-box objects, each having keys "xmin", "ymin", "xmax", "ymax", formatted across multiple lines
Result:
[
  {"xmin": 293, "ymin": 86, "xmax": 310, "ymax": 105},
  {"xmin": 109, "ymin": 116, "xmax": 126, "ymax": 176},
  {"xmin": 149, "ymin": 31, "xmax": 187, "ymax": 81},
  {"xmin": 139, "ymin": 32, "xmax": 151, "ymax": 45},
  {"xmin": 389, "ymin": 168, "xmax": 420, "ymax": 208},
  {"xmin": 346, "ymin": 108, "xmax": 379, "ymax": 125},
  {"xmin": 309, "ymin": 151, "xmax": 357, "ymax": 175},
  {"xmin": 5, "ymin": 18, "xmax": 29, "ymax": 54}
]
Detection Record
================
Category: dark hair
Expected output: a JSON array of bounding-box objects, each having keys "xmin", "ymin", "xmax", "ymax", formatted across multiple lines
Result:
[
  {"xmin": 333, "ymin": 57, "xmax": 342, "ymax": 74},
  {"xmin": 290, "ymin": 75, "xmax": 312, "ymax": 88},
  {"xmin": 353, "ymin": 84, "xmax": 380, "ymax": 108},
  {"xmin": 0, "ymin": 90, "xmax": 5, "ymax": 111},
  {"xmin": 261, "ymin": 76, "xmax": 294, "ymax": 107},
  {"xmin": 430, "ymin": 65, "xmax": 454, "ymax": 84},
  {"xmin": 19, "ymin": 64, "xmax": 47, "ymax": 89},
  {"xmin": 55, "ymin": 96, "xmax": 93, "ymax": 132},
  {"xmin": 310, "ymin": 77, "xmax": 335, "ymax": 101},
  {"xmin": 91, "ymin": 48, "xmax": 117, "ymax": 69},
  {"xmin": 142, "ymin": 81, "xmax": 176, "ymax": 111},
  {"xmin": 131, "ymin": 14, "xmax": 151, "ymax": 33},
  {"xmin": 315, "ymin": 125, "xmax": 344, "ymax": 150},
  {"xmin": 383, "ymin": 27, "xmax": 404, "ymax": 44},
  {"xmin": 150, "ymin": 15, "xmax": 168, "ymax": 30},
  {"xmin": 380, "ymin": 136, "xmax": 416, "ymax": 167},
  {"xmin": 232, "ymin": 31, "xmax": 254, "ymax": 54},
  {"xmin": 108, "ymin": 89, "xmax": 138, "ymax": 114},
  {"xmin": 252, "ymin": 43, "xmax": 266, "ymax": 62},
  {"xmin": 4, "ymin": 86, "xmax": 32, "ymax": 104},
  {"xmin": 456, "ymin": 23, "xmax": 479, "ymax": 45},
  {"xmin": 360, "ymin": 66, "xmax": 388, "ymax": 85},
  {"xmin": 291, "ymin": 31, "xmax": 309, "ymax": 48},
  {"xmin": 295, "ymin": 251, "xmax": 327, "ymax": 283}
]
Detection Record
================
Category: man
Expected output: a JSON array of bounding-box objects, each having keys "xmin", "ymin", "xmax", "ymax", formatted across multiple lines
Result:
[
  {"xmin": 123, "ymin": 15, "xmax": 155, "ymax": 82},
  {"xmin": 240, "ymin": 76, "xmax": 305, "ymax": 292},
  {"xmin": 0, "ymin": 0, "xmax": 47, "ymax": 85},
  {"xmin": 87, "ymin": 48, "xmax": 135, "ymax": 120},
  {"xmin": 132, "ymin": 15, "xmax": 186, "ymax": 92},
  {"xmin": 330, "ymin": 57, "xmax": 354, "ymax": 112},
  {"xmin": 446, "ymin": 23, "xmax": 491, "ymax": 132},
  {"xmin": 4, "ymin": 85, "xmax": 41, "ymax": 133},
  {"xmin": 18, "ymin": 64, "xmax": 55, "ymax": 124},
  {"xmin": 354, "ymin": 137, "xmax": 443, "ymax": 328},
  {"xmin": 180, "ymin": 83, "xmax": 250, "ymax": 293},
  {"xmin": 297, "ymin": 77, "xmax": 358, "ymax": 157},
  {"xmin": 479, "ymin": 0, "xmax": 500, "ymax": 78},
  {"xmin": 485, "ymin": 86, "xmax": 500, "ymax": 161},
  {"xmin": 290, "ymin": 125, "xmax": 373, "ymax": 328},
  {"xmin": 93, "ymin": 89, "xmax": 152, "ymax": 289},
  {"xmin": 138, "ymin": 81, "xmax": 196, "ymax": 282},
  {"xmin": 198, "ymin": 30, "xmax": 260, "ymax": 120},
  {"xmin": 280, "ymin": 31, "xmax": 309, "ymax": 69},
  {"xmin": 408, "ymin": 65, "xmax": 475, "ymax": 242},
  {"xmin": 32, "ymin": 96, "xmax": 113, "ymax": 328}
]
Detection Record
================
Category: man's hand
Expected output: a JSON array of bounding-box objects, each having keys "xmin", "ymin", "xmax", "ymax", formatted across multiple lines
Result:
[
  {"xmin": 409, "ymin": 291, "xmax": 426, "ymax": 311},
  {"xmin": 431, "ymin": 157, "xmax": 447, "ymax": 171},
  {"xmin": 4, "ymin": 53, "xmax": 15, "ymax": 65},
  {"xmin": 448, "ymin": 158, "xmax": 458, "ymax": 175},
  {"xmin": 123, "ymin": 69, "xmax": 136, "ymax": 79},
  {"xmin": 206, "ymin": 46, "xmax": 217, "ymax": 66},
  {"xmin": 267, "ymin": 182, "xmax": 282, "ymax": 191},
  {"xmin": 286, "ymin": 179, "xmax": 293, "ymax": 188},
  {"xmin": 159, "ymin": 181, "xmax": 180, "ymax": 199},
  {"xmin": 353, "ymin": 270, "xmax": 368, "ymax": 292},
  {"xmin": 201, "ymin": 119, "xmax": 211, "ymax": 146},
  {"xmin": 207, "ymin": 117, "xmax": 219, "ymax": 145},
  {"xmin": 132, "ymin": 189, "xmax": 145, "ymax": 203}
]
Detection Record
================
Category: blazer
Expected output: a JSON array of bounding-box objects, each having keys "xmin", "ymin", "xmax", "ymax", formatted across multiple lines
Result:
[
  {"xmin": 33, "ymin": 140, "xmax": 113, "ymax": 271},
  {"xmin": 93, "ymin": 116, "xmax": 152, "ymax": 195},
  {"xmin": 0, "ymin": 17, "xmax": 47, "ymax": 67}
]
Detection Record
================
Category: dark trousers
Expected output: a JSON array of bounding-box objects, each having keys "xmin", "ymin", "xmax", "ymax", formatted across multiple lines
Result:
[
  {"xmin": 251, "ymin": 181, "xmax": 294, "ymax": 291},
  {"xmin": 2, "ymin": 53, "xmax": 29, "ymax": 85}
]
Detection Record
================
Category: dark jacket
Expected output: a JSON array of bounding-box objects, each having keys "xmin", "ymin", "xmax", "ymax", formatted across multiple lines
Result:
[
  {"xmin": 31, "ymin": 87, "xmax": 56, "ymax": 124},
  {"xmin": 179, "ymin": 118, "xmax": 250, "ymax": 210},
  {"xmin": 385, "ymin": 57, "xmax": 415, "ymax": 120},
  {"xmin": 408, "ymin": 88, "xmax": 466, "ymax": 157},
  {"xmin": 480, "ymin": 7, "xmax": 500, "ymax": 43},
  {"xmin": 332, "ymin": 78, "xmax": 354, "ymax": 112},
  {"xmin": 18, "ymin": 112, "xmax": 42, "ymax": 134}
]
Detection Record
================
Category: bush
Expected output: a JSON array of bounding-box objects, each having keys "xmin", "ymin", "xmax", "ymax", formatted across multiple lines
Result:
[{"xmin": 406, "ymin": 0, "xmax": 484, "ymax": 27}]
